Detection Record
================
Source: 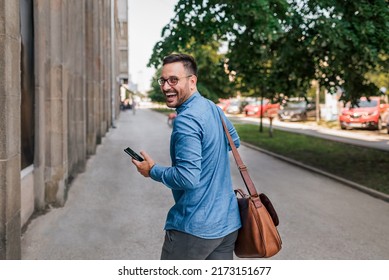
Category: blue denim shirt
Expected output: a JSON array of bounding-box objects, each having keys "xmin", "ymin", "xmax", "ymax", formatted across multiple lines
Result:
[{"xmin": 150, "ymin": 92, "xmax": 241, "ymax": 238}]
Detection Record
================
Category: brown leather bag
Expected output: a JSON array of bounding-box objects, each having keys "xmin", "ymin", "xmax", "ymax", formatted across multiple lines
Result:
[{"xmin": 220, "ymin": 115, "xmax": 282, "ymax": 258}]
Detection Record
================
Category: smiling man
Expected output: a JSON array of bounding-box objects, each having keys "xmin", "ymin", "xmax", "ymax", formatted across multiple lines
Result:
[{"xmin": 132, "ymin": 53, "xmax": 241, "ymax": 260}]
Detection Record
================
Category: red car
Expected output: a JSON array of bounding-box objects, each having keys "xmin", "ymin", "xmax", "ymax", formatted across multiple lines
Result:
[
  {"xmin": 339, "ymin": 97, "xmax": 389, "ymax": 130},
  {"xmin": 216, "ymin": 99, "xmax": 230, "ymax": 111},
  {"xmin": 244, "ymin": 99, "xmax": 280, "ymax": 117}
]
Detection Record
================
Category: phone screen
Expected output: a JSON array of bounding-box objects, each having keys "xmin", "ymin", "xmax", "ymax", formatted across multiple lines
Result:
[{"xmin": 124, "ymin": 147, "xmax": 144, "ymax": 162}]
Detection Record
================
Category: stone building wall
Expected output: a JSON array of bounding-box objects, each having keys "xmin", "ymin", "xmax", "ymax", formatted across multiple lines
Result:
[
  {"xmin": 0, "ymin": 0, "xmax": 22, "ymax": 260},
  {"xmin": 0, "ymin": 0, "xmax": 125, "ymax": 259}
]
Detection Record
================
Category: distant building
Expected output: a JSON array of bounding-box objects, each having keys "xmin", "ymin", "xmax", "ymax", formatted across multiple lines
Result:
[{"xmin": 117, "ymin": 0, "xmax": 129, "ymax": 84}]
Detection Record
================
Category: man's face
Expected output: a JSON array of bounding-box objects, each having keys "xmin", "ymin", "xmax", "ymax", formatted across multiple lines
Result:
[{"xmin": 160, "ymin": 62, "xmax": 196, "ymax": 108}]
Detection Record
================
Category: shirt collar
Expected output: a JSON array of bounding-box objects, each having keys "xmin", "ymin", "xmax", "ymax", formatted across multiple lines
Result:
[{"xmin": 176, "ymin": 91, "xmax": 200, "ymax": 114}]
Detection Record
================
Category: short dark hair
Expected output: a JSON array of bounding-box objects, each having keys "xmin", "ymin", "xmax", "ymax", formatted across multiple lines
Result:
[{"xmin": 162, "ymin": 53, "xmax": 198, "ymax": 76}]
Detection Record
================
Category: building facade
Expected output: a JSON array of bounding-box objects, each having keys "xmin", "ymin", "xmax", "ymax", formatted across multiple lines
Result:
[{"xmin": 0, "ymin": 0, "xmax": 128, "ymax": 259}]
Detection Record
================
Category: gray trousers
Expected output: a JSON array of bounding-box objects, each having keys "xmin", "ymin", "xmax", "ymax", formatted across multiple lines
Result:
[{"xmin": 160, "ymin": 230, "xmax": 238, "ymax": 260}]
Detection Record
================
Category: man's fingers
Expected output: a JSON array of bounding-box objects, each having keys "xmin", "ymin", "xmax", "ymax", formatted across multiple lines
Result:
[
  {"xmin": 140, "ymin": 151, "xmax": 150, "ymax": 161},
  {"xmin": 132, "ymin": 158, "xmax": 140, "ymax": 167},
  {"xmin": 140, "ymin": 151, "xmax": 155, "ymax": 166},
  {"xmin": 130, "ymin": 151, "xmax": 154, "ymax": 178}
]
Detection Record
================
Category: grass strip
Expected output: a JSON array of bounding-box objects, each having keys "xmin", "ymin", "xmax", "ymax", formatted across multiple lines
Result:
[
  {"xmin": 152, "ymin": 108, "xmax": 176, "ymax": 115},
  {"xmin": 234, "ymin": 123, "xmax": 389, "ymax": 195}
]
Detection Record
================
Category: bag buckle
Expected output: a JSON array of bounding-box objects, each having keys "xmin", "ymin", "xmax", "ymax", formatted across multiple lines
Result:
[
  {"xmin": 238, "ymin": 164, "xmax": 247, "ymax": 171},
  {"xmin": 251, "ymin": 194, "xmax": 262, "ymax": 208}
]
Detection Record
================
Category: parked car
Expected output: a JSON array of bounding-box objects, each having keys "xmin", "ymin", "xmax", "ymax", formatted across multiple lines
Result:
[
  {"xmin": 339, "ymin": 97, "xmax": 389, "ymax": 130},
  {"xmin": 226, "ymin": 99, "xmax": 242, "ymax": 114},
  {"xmin": 225, "ymin": 99, "xmax": 250, "ymax": 115},
  {"xmin": 278, "ymin": 100, "xmax": 318, "ymax": 121},
  {"xmin": 216, "ymin": 99, "xmax": 230, "ymax": 111},
  {"xmin": 244, "ymin": 99, "xmax": 280, "ymax": 117}
]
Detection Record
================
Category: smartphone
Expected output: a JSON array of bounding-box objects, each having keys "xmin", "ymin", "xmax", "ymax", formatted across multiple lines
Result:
[{"xmin": 124, "ymin": 147, "xmax": 144, "ymax": 162}]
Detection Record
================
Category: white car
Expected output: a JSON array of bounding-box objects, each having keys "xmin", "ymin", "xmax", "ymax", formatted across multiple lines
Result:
[{"xmin": 226, "ymin": 100, "xmax": 242, "ymax": 114}]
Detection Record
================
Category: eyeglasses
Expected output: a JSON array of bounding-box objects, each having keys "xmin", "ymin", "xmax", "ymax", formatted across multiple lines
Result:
[{"xmin": 157, "ymin": 75, "xmax": 193, "ymax": 86}]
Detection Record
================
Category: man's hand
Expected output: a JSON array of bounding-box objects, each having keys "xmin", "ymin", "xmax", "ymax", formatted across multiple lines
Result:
[{"xmin": 132, "ymin": 151, "xmax": 155, "ymax": 177}]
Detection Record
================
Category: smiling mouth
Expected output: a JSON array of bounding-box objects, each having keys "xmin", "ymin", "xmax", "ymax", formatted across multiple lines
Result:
[{"xmin": 165, "ymin": 92, "xmax": 177, "ymax": 101}]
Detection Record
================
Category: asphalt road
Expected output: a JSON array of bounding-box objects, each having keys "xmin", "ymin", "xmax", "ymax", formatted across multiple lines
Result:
[{"xmin": 21, "ymin": 108, "xmax": 389, "ymax": 259}]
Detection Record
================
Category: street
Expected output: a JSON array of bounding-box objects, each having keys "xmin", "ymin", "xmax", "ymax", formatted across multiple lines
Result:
[{"xmin": 21, "ymin": 108, "xmax": 389, "ymax": 259}]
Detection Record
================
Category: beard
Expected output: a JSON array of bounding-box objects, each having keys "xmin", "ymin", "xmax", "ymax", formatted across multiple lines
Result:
[{"xmin": 164, "ymin": 89, "xmax": 186, "ymax": 108}]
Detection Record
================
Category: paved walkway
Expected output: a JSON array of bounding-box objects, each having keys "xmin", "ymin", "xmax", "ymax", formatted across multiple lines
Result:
[{"xmin": 22, "ymin": 109, "xmax": 174, "ymax": 259}]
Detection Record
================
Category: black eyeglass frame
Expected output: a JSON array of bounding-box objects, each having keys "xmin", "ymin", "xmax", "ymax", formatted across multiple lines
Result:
[{"xmin": 157, "ymin": 75, "xmax": 193, "ymax": 86}]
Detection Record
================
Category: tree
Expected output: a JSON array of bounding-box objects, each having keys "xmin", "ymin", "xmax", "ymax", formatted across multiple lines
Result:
[
  {"xmin": 299, "ymin": 0, "xmax": 389, "ymax": 104},
  {"xmin": 148, "ymin": 0, "xmax": 312, "ymax": 132},
  {"xmin": 148, "ymin": 33, "xmax": 235, "ymax": 103},
  {"xmin": 148, "ymin": 0, "xmax": 316, "ymax": 103},
  {"xmin": 366, "ymin": 70, "xmax": 389, "ymax": 94},
  {"xmin": 148, "ymin": 0, "xmax": 389, "ymax": 105},
  {"xmin": 190, "ymin": 42, "xmax": 236, "ymax": 101},
  {"xmin": 147, "ymin": 69, "xmax": 166, "ymax": 103}
]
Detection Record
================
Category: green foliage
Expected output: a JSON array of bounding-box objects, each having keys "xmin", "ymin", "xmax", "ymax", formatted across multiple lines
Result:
[
  {"xmin": 147, "ymin": 69, "xmax": 166, "ymax": 103},
  {"xmin": 191, "ymin": 43, "xmax": 236, "ymax": 100},
  {"xmin": 148, "ymin": 0, "xmax": 389, "ymax": 103},
  {"xmin": 366, "ymin": 69, "xmax": 389, "ymax": 96},
  {"xmin": 302, "ymin": 0, "xmax": 389, "ymax": 104},
  {"xmin": 148, "ymin": 39, "xmax": 235, "ymax": 102}
]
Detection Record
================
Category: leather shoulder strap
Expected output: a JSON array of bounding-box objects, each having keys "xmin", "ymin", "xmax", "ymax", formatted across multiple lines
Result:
[{"xmin": 219, "ymin": 111, "xmax": 262, "ymax": 207}]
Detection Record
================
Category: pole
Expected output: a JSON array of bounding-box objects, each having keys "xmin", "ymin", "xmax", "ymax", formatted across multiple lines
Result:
[
  {"xmin": 316, "ymin": 80, "xmax": 320, "ymax": 124},
  {"xmin": 259, "ymin": 93, "xmax": 264, "ymax": 133}
]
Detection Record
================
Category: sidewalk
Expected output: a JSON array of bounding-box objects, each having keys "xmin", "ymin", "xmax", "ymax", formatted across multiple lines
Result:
[
  {"xmin": 22, "ymin": 109, "xmax": 174, "ymax": 259},
  {"xmin": 229, "ymin": 115, "xmax": 389, "ymax": 151}
]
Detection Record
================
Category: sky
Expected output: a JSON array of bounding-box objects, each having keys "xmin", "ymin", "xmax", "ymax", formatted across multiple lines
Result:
[{"xmin": 128, "ymin": 0, "xmax": 178, "ymax": 93}]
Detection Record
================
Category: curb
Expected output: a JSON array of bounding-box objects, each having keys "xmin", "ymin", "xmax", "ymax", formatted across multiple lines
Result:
[{"xmin": 242, "ymin": 141, "xmax": 389, "ymax": 203}]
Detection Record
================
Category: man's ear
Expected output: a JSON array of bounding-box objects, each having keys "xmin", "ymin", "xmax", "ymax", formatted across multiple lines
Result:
[{"xmin": 190, "ymin": 75, "xmax": 198, "ymax": 91}]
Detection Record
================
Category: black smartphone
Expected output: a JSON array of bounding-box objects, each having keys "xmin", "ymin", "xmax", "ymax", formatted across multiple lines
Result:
[{"xmin": 124, "ymin": 147, "xmax": 144, "ymax": 162}]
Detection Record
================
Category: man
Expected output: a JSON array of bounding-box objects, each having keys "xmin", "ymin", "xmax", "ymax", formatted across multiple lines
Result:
[{"xmin": 132, "ymin": 53, "xmax": 241, "ymax": 260}]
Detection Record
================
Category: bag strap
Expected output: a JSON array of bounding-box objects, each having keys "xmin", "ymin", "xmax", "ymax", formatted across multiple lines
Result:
[{"xmin": 219, "ymin": 112, "xmax": 262, "ymax": 208}]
